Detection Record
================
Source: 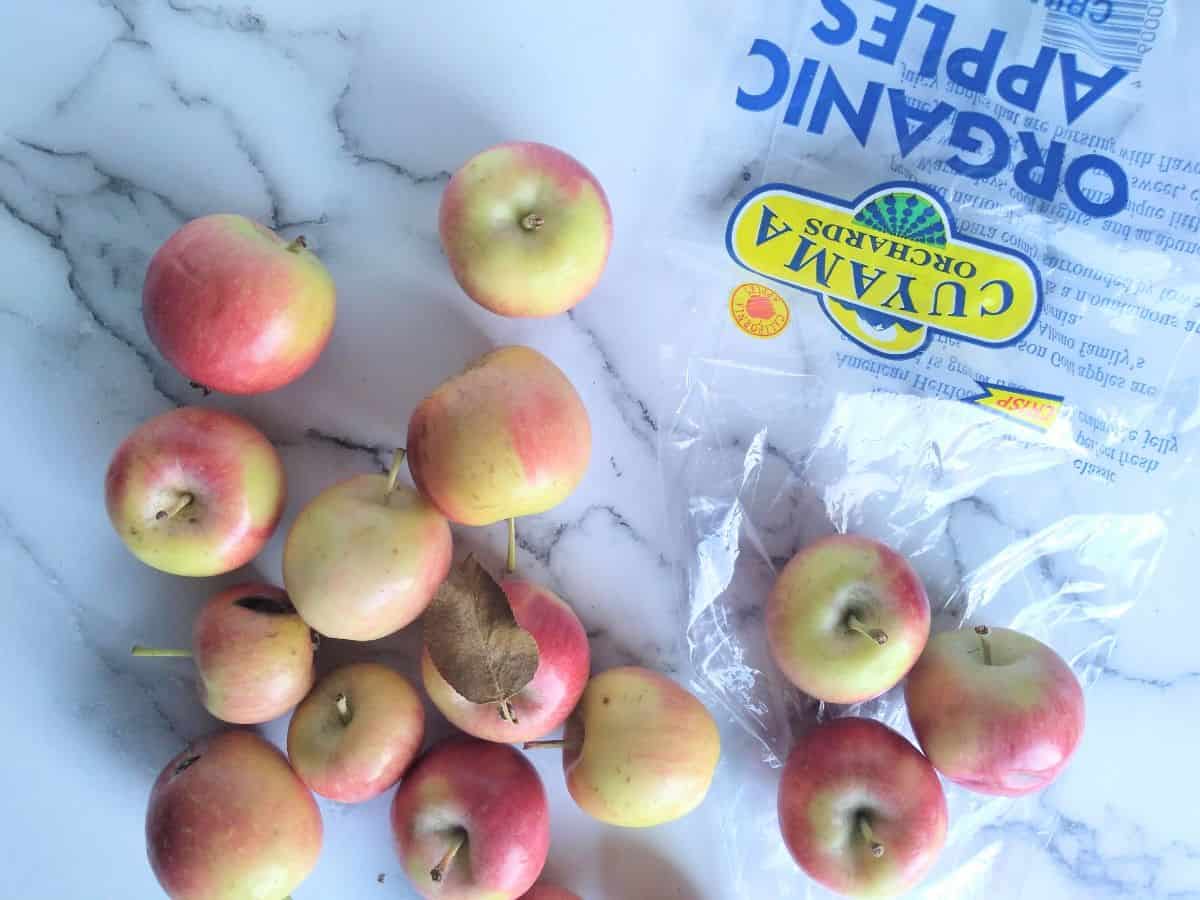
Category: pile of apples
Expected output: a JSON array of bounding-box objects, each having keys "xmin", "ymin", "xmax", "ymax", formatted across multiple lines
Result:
[
  {"xmin": 107, "ymin": 142, "xmax": 720, "ymax": 900},
  {"xmin": 767, "ymin": 535, "xmax": 1086, "ymax": 897},
  {"xmin": 103, "ymin": 138, "xmax": 1086, "ymax": 900}
]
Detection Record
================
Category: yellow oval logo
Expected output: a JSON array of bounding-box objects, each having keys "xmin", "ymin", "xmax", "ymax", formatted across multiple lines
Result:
[
  {"xmin": 726, "ymin": 183, "xmax": 1042, "ymax": 358},
  {"xmin": 730, "ymin": 282, "xmax": 789, "ymax": 338}
]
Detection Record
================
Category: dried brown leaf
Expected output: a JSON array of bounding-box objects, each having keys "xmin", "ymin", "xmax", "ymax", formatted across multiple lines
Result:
[{"xmin": 423, "ymin": 555, "xmax": 539, "ymax": 707}]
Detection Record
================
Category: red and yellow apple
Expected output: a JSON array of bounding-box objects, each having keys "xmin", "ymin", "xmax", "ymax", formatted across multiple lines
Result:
[
  {"xmin": 143, "ymin": 214, "xmax": 336, "ymax": 394},
  {"xmin": 287, "ymin": 662, "xmax": 425, "ymax": 803},
  {"xmin": 423, "ymin": 578, "xmax": 589, "ymax": 743},
  {"xmin": 767, "ymin": 535, "xmax": 930, "ymax": 704},
  {"xmin": 905, "ymin": 625, "xmax": 1085, "ymax": 796},
  {"xmin": 104, "ymin": 406, "xmax": 285, "ymax": 576},
  {"xmin": 778, "ymin": 717, "xmax": 947, "ymax": 898},
  {"xmin": 407, "ymin": 346, "xmax": 591, "ymax": 526},
  {"xmin": 132, "ymin": 582, "xmax": 315, "ymax": 725},
  {"xmin": 146, "ymin": 730, "xmax": 322, "ymax": 900},
  {"xmin": 554, "ymin": 666, "xmax": 720, "ymax": 828},
  {"xmin": 439, "ymin": 141, "xmax": 612, "ymax": 318},
  {"xmin": 283, "ymin": 471, "xmax": 452, "ymax": 640},
  {"xmin": 391, "ymin": 738, "xmax": 549, "ymax": 900}
]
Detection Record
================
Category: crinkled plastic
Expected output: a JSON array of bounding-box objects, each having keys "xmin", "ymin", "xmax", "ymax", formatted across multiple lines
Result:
[{"xmin": 663, "ymin": 2, "xmax": 1191, "ymax": 896}]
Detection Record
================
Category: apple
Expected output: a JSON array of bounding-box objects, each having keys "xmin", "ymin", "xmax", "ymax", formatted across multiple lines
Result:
[
  {"xmin": 535, "ymin": 666, "xmax": 719, "ymax": 828},
  {"xmin": 104, "ymin": 406, "xmax": 285, "ymax": 577},
  {"xmin": 391, "ymin": 738, "xmax": 549, "ymax": 900},
  {"xmin": 778, "ymin": 717, "xmax": 948, "ymax": 899},
  {"xmin": 905, "ymin": 625, "xmax": 1085, "ymax": 796},
  {"xmin": 146, "ymin": 730, "xmax": 322, "ymax": 900},
  {"xmin": 132, "ymin": 583, "xmax": 313, "ymax": 725},
  {"xmin": 767, "ymin": 535, "xmax": 930, "ymax": 704},
  {"xmin": 520, "ymin": 887, "xmax": 580, "ymax": 900},
  {"xmin": 439, "ymin": 141, "xmax": 612, "ymax": 318},
  {"xmin": 287, "ymin": 662, "xmax": 425, "ymax": 803},
  {"xmin": 423, "ymin": 578, "xmax": 590, "ymax": 743},
  {"xmin": 407, "ymin": 346, "xmax": 591, "ymax": 526},
  {"xmin": 143, "ymin": 214, "xmax": 336, "ymax": 394},
  {"xmin": 283, "ymin": 461, "xmax": 452, "ymax": 640}
]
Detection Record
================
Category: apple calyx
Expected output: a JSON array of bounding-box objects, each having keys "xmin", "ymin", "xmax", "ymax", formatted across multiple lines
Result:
[
  {"xmin": 430, "ymin": 829, "xmax": 467, "ymax": 883},
  {"xmin": 386, "ymin": 448, "xmax": 408, "ymax": 498},
  {"xmin": 334, "ymin": 692, "xmax": 352, "ymax": 726},
  {"xmin": 845, "ymin": 613, "xmax": 888, "ymax": 647},
  {"xmin": 155, "ymin": 492, "xmax": 194, "ymax": 521},
  {"xmin": 131, "ymin": 645, "xmax": 193, "ymax": 658},
  {"xmin": 520, "ymin": 212, "xmax": 545, "ymax": 232},
  {"xmin": 974, "ymin": 625, "xmax": 993, "ymax": 666},
  {"xmin": 285, "ymin": 235, "xmax": 308, "ymax": 253},
  {"xmin": 234, "ymin": 595, "xmax": 297, "ymax": 615},
  {"xmin": 857, "ymin": 814, "xmax": 885, "ymax": 859},
  {"xmin": 522, "ymin": 739, "xmax": 566, "ymax": 751}
]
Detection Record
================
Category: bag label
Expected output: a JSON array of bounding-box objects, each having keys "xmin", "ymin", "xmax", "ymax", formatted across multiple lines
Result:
[{"xmin": 727, "ymin": 182, "xmax": 1043, "ymax": 358}]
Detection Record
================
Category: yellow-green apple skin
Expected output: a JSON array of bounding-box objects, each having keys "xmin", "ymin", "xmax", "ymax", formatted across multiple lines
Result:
[
  {"xmin": 767, "ymin": 535, "xmax": 930, "ymax": 704},
  {"xmin": 905, "ymin": 626, "xmax": 1085, "ymax": 796},
  {"xmin": 143, "ymin": 213, "xmax": 336, "ymax": 394},
  {"xmin": 391, "ymin": 739, "xmax": 549, "ymax": 900},
  {"xmin": 283, "ymin": 475, "xmax": 452, "ymax": 641},
  {"xmin": 439, "ymin": 142, "xmax": 612, "ymax": 318},
  {"xmin": 146, "ymin": 731, "xmax": 322, "ymax": 900},
  {"xmin": 422, "ymin": 578, "xmax": 589, "ymax": 743},
  {"xmin": 191, "ymin": 582, "xmax": 314, "ymax": 725},
  {"xmin": 287, "ymin": 662, "xmax": 425, "ymax": 803},
  {"xmin": 562, "ymin": 666, "xmax": 720, "ymax": 828},
  {"xmin": 104, "ymin": 406, "xmax": 285, "ymax": 577},
  {"xmin": 407, "ymin": 346, "xmax": 591, "ymax": 526},
  {"xmin": 778, "ymin": 717, "xmax": 948, "ymax": 899}
]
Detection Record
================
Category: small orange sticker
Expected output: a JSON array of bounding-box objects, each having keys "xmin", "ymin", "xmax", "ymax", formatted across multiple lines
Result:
[{"xmin": 730, "ymin": 283, "xmax": 789, "ymax": 339}]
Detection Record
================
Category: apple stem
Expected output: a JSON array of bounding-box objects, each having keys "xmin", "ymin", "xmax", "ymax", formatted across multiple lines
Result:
[
  {"xmin": 858, "ymin": 817, "xmax": 885, "ymax": 858},
  {"xmin": 335, "ymin": 692, "xmax": 352, "ymax": 725},
  {"xmin": 506, "ymin": 517, "xmax": 517, "ymax": 574},
  {"xmin": 975, "ymin": 625, "xmax": 993, "ymax": 666},
  {"xmin": 131, "ymin": 646, "xmax": 192, "ymax": 658},
  {"xmin": 430, "ymin": 831, "xmax": 466, "ymax": 883},
  {"xmin": 285, "ymin": 236, "xmax": 307, "ymax": 253},
  {"xmin": 386, "ymin": 448, "xmax": 407, "ymax": 497},
  {"xmin": 497, "ymin": 698, "xmax": 520, "ymax": 724},
  {"xmin": 520, "ymin": 212, "xmax": 545, "ymax": 231},
  {"xmin": 522, "ymin": 739, "xmax": 566, "ymax": 750},
  {"xmin": 155, "ymin": 492, "xmax": 193, "ymax": 521},
  {"xmin": 846, "ymin": 614, "xmax": 888, "ymax": 646}
]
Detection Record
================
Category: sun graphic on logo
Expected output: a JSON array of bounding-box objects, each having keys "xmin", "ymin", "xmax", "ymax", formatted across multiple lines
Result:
[{"xmin": 730, "ymin": 283, "xmax": 790, "ymax": 338}]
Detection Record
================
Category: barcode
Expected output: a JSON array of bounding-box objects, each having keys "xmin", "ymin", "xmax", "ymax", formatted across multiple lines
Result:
[{"xmin": 1041, "ymin": 0, "xmax": 1162, "ymax": 73}]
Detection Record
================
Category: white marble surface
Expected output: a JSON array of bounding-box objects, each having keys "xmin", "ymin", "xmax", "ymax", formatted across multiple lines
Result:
[{"xmin": 2, "ymin": 1, "xmax": 1198, "ymax": 899}]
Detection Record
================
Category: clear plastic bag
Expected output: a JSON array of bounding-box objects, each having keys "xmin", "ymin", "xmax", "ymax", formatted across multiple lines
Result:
[{"xmin": 661, "ymin": 1, "xmax": 1192, "ymax": 896}]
